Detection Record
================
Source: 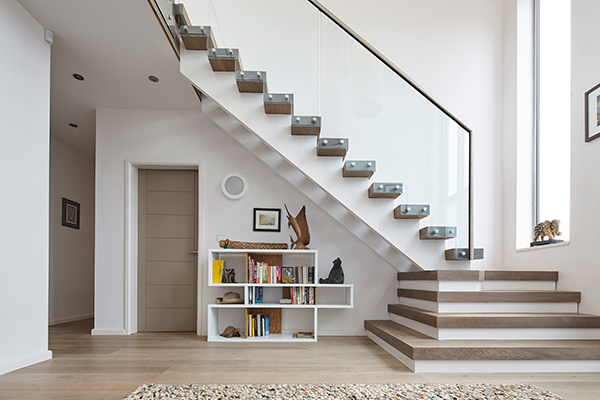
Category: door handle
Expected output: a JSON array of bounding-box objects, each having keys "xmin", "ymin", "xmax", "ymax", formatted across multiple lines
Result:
[{"xmin": 189, "ymin": 251, "xmax": 198, "ymax": 254}]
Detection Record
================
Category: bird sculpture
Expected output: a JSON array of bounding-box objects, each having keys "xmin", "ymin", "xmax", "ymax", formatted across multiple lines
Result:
[{"xmin": 284, "ymin": 204, "xmax": 310, "ymax": 250}]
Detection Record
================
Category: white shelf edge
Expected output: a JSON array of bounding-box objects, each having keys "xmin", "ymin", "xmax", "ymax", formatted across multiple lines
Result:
[{"xmin": 209, "ymin": 283, "xmax": 353, "ymax": 287}]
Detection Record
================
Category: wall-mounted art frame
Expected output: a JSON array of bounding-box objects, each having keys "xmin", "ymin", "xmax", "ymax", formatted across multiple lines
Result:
[
  {"xmin": 253, "ymin": 208, "xmax": 281, "ymax": 232},
  {"xmin": 62, "ymin": 198, "xmax": 80, "ymax": 229},
  {"xmin": 585, "ymin": 82, "xmax": 600, "ymax": 142}
]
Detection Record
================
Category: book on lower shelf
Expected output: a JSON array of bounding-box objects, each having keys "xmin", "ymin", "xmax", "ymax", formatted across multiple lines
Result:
[
  {"xmin": 293, "ymin": 331, "xmax": 314, "ymax": 339},
  {"xmin": 245, "ymin": 308, "xmax": 281, "ymax": 338}
]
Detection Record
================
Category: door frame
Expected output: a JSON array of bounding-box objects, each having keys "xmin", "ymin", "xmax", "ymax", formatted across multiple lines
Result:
[{"xmin": 124, "ymin": 161, "xmax": 203, "ymax": 335}]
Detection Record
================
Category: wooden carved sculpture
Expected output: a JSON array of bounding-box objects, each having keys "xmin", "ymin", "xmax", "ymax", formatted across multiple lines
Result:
[
  {"xmin": 533, "ymin": 219, "xmax": 562, "ymax": 242},
  {"xmin": 285, "ymin": 204, "xmax": 310, "ymax": 250}
]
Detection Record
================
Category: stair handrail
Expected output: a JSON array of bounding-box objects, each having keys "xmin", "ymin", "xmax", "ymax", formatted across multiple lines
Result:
[{"xmin": 306, "ymin": 0, "xmax": 472, "ymax": 134}]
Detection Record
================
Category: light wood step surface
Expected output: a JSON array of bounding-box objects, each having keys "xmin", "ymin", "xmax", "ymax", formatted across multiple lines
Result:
[
  {"xmin": 397, "ymin": 270, "xmax": 559, "ymax": 282},
  {"xmin": 365, "ymin": 319, "xmax": 600, "ymax": 361},
  {"xmin": 397, "ymin": 289, "xmax": 581, "ymax": 303},
  {"xmin": 388, "ymin": 304, "xmax": 600, "ymax": 329}
]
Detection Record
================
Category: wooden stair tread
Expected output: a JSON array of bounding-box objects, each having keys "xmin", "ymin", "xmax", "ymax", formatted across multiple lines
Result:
[
  {"xmin": 397, "ymin": 270, "xmax": 558, "ymax": 282},
  {"xmin": 388, "ymin": 304, "xmax": 600, "ymax": 328},
  {"xmin": 365, "ymin": 320, "xmax": 600, "ymax": 361},
  {"xmin": 397, "ymin": 289, "xmax": 581, "ymax": 303}
]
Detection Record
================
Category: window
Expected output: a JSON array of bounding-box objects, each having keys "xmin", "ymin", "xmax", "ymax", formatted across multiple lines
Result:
[{"xmin": 535, "ymin": 0, "xmax": 571, "ymax": 240}]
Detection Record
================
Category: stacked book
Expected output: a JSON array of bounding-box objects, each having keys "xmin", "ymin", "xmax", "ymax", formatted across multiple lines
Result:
[{"xmin": 247, "ymin": 313, "xmax": 269, "ymax": 337}]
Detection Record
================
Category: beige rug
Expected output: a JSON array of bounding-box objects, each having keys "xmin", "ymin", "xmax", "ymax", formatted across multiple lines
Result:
[{"xmin": 123, "ymin": 383, "xmax": 563, "ymax": 399}]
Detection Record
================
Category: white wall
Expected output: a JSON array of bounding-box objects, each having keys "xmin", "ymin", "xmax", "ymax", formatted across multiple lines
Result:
[
  {"xmin": 94, "ymin": 109, "xmax": 397, "ymax": 335},
  {"xmin": 501, "ymin": 0, "xmax": 600, "ymax": 315},
  {"xmin": 0, "ymin": 0, "xmax": 52, "ymax": 375},
  {"xmin": 49, "ymin": 138, "xmax": 95, "ymax": 325}
]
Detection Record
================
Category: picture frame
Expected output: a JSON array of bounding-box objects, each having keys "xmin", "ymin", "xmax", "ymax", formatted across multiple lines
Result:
[
  {"xmin": 62, "ymin": 198, "xmax": 80, "ymax": 229},
  {"xmin": 585, "ymin": 82, "xmax": 600, "ymax": 142},
  {"xmin": 253, "ymin": 208, "xmax": 281, "ymax": 232}
]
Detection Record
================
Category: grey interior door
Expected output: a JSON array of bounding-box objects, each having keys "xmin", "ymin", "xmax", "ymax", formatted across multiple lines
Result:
[{"xmin": 138, "ymin": 169, "xmax": 198, "ymax": 332}]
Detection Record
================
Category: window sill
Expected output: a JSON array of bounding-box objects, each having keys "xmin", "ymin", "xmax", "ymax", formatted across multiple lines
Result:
[{"xmin": 516, "ymin": 241, "xmax": 570, "ymax": 252}]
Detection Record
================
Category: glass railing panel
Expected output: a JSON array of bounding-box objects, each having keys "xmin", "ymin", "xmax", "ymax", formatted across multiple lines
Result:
[
  {"xmin": 183, "ymin": 0, "xmax": 472, "ymax": 253},
  {"xmin": 153, "ymin": 0, "xmax": 178, "ymax": 40}
]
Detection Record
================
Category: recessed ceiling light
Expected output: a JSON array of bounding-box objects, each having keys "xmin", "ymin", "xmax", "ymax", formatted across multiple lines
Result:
[
  {"xmin": 148, "ymin": 75, "xmax": 159, "ymax": 83},
  {"xmin": 72, "ymin": 73, "xmax": 84, "ymax": 81},
  {"xmin": 69, "ymin": 123, "xmax": 78, "ymax": 128}
]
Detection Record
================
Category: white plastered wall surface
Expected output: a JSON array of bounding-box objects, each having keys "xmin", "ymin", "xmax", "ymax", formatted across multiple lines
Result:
[
  {"xmin": 0, "ymin": 0, "xmax": 52, "ymax": 375},
  {"xmin": 94, "ymin": 109, "xmax": 397, "ymax": 335},
  {"xmin": 502, "ymin": 0, "xmax": 600, "ymax": 316}
]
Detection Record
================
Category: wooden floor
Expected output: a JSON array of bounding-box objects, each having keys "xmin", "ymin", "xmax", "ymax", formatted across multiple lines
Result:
[{"xmin": 0, "ymin": 319, "xmax": 599, "ymax": 400}]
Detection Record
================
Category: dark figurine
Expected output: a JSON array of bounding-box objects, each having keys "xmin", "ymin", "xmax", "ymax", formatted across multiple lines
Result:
[
  {"xmin": 319, "ymin": 257, "xmax": 344, "ymax": 284},
  {"xmin": 223, "ymin": 268, "xmax": 236, "ymax": 284}
]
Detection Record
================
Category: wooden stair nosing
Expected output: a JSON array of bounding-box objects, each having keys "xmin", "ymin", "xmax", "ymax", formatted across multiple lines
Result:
[
  {"xmin": 387, "ymin": 304, "xmax": 600, "ymax": 329},
  {"xmin": 397, "ymin": 288, "xmax": 581, "ymax": 303},
  {"xmin": 397, "ymin": 270, "xmax": 558, "ymax": 282},
  {"xmin": 366, "ymin": 320, "xmax": 600, "ymax": 361}
]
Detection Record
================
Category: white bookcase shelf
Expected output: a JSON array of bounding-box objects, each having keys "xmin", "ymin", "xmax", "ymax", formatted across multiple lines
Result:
[{"xmin": 207, "ymin": 248, "xmax": 353, "ymax": 342}]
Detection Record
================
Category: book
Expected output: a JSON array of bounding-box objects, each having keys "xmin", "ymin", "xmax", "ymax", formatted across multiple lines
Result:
[
  {"xmin": 279, "ymin": 298, "xmax": 292, "ymax": 304},
  {"xmin": 293, "ymin": 331, "xmax": 314, "ymax": 338},
  {"xmin": 212, "ymin": 260, "xmax": 224, "ymax": 284}
]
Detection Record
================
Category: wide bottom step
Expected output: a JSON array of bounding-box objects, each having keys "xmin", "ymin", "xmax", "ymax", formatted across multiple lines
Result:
[{"xmin": 365, "ymin": 320, "xmax": 600, "ymax": 373}]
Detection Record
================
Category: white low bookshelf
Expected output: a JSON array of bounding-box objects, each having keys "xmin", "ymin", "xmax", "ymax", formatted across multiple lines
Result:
[{"xmin": 207, "ymin": 248, "xmax": 353, "ymax": 342}]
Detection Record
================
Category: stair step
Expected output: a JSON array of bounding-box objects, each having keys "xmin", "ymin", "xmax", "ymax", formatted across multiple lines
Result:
[
  {"xmin": 419, "ymin": 226, "xmax": 456, "ymax": 240},
  {"xmin": 368, "ymin": 183, "xmax": 403, "ymax": 198},
  {"xmin": 208, "ymin": 47, "xmax": 242, "ymax": 71},
  {"xmin": 291, "ymin": 116, "xmax": 321, "ymax": 136},
  {"xmin": 397, "ymin": 270, "xmax": 559, "ymax": 282},
  {"xmin": 343, "ymin": 160, "xmax": 375, "ymax": 178},
  {"xmin": 236, "ymin": 70, "xmax": 267, "ymax": 93},
  {"xmin": 263, "ymin": 93, "xmax": 293, "ymax": 114},
  {"xmin": 173, "ymin": 4, "xmax": 192, "ymax": 28},
  {"xmin": 397, "ymin": 289, "xmax": 581, "ymax": 303},
  {"xmin": 388, "ymin": 304, "xmax": 600, "ymax": 329},
  {"xmin": 394, "ymin": 204, "xmax": 429, "ymax": 219},
  {"xmin": 317, "ymin": 138, "xmax": 348, "ymax": 157},
  {"xmin": 365, "ymin": 319, "xmax": 600, "ymax": 372},
  {"xmin": 445, "ymin": 248, "xmax": 484, "ymax": 260},
  {"xmin": 180, "ymin": 25, "xmax": 216, "ymax": 50}
]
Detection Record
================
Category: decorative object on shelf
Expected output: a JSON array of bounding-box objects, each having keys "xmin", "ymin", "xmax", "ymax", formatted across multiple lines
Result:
[
  {"xmin": 284, "ymin": 204, "xmax": 310, "ymax": 249},
  {"xmin": 585, "ymin": 82, "xmax": 600, "ymax": 142},
  {"xmin": 253, "ymin": 208, "xmax": 281, "ymax": 232},
  {"xmin": 221, "ymin": 173, "xmax": 248, "ymax": 199},
  {"xmin": 293, "ymin": 331, "xmax": 314, "ymax": 339},
  {"xmin": 532, "ymin": 219, "xmax": 562, "ymax": 242},
  {"xmin": 218, "ymin": 238, "xmax": 288, "ymax": 250},
  {"xmin": 319, "ymin": 257, "xmax": 344, "ymax": 284},
  {"xmin": 215, "ymin": 292, "xmax": 244, "ymax": 304},
  {"xmin": 220, "ymin": 326, "xmax": 241, "ymax": 338},
  {"xmin": 223, "ymin": 268, "xmax": 236, "ymax": 283},
  {"xmin": 61, "ymin": 198, "xmax": 80, "ymax": 230}
]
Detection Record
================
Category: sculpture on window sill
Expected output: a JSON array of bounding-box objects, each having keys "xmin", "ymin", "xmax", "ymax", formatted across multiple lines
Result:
[{"xmin": 533, "ymin": 219, "xmax": 562, "ymax": 242}]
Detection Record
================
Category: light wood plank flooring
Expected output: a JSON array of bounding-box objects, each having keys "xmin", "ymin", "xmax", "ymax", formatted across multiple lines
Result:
[{"xmin": 0, "ymin": 319, "xmax": 598, "ymax": 400}]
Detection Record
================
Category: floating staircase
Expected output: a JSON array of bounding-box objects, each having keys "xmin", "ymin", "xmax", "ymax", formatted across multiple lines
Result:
[
  {"xmin": 365, "ymin": 270, "xmax": 600, "ymax": 373},
  {"xmin": 174, "ymin": 3, "xmax": 483, "ymax": 270}
]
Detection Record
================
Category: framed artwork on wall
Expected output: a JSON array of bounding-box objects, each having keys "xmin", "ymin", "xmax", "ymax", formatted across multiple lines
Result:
[
  {"xmin": 62, "ymin": 198, "xmax": 80, "ymax": 229},
  {"xmin": 253, "ymin": 208, "xmax": 281, "ymax": 232},
  {"xmin": 585, "ymin": 82, "xmax": 600, "ymax": 142}
]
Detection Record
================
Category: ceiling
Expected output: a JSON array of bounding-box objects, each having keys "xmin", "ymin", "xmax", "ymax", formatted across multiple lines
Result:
[{"xmin": 17, "ymin": 0, "xmax": 200, "ymax": 159}]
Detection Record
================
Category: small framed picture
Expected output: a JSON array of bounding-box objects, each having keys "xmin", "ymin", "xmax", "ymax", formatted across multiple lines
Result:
[
  {"xmin": 585, "ymin": 82, "xmax": 600, "ymax": 142},
  {"xmin": 62, "ymin": 198, "xmax": 80, "ymax": 230},
  {"xmin": 253, "ymin": 208, "xmax": 281, "ymax": 232}
]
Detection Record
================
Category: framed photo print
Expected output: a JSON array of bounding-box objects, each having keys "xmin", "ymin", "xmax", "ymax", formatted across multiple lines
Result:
[
  {"xmin": 62, "ymin": 198, "xmax": 80, "ymax": 229},
  {"xmin": 253, "ymin": 208, "xmax": 281, "ymax": 232},
  {"xmin": 585, "ymin": 82, "xmax": 600, "ymax": 142}
]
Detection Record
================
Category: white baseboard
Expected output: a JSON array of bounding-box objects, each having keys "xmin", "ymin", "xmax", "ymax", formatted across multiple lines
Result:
[
  {"xmin": 91, "ymin": 328, "xmax": 128, "ymax": 335},
  {"xmin": 0, "ymin": 350, "xmax": 52, "ymax": 376},
  {"xmin": 49, "ymin": 313, "xmax": 94, "ymax": 326},
  {"xmin": 317, "ymin": 329, "xmax": 367, "ymax": 336}
]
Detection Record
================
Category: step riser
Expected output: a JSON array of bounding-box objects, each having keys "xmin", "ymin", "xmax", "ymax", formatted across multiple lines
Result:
[
  {"xmin": 367, "ymin": 330, "xmax": 600, "ymax": 373},
  {"xmin": 398, "ymin": 280, "xmax": 557, "ymax": 292},
  {"xmin": 389, "ymin": 314, "xmax": 600, "ymax": 340},
  {"xmin": 398, "ymin": 297, "xmax": 578, "ymax": 314}
]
